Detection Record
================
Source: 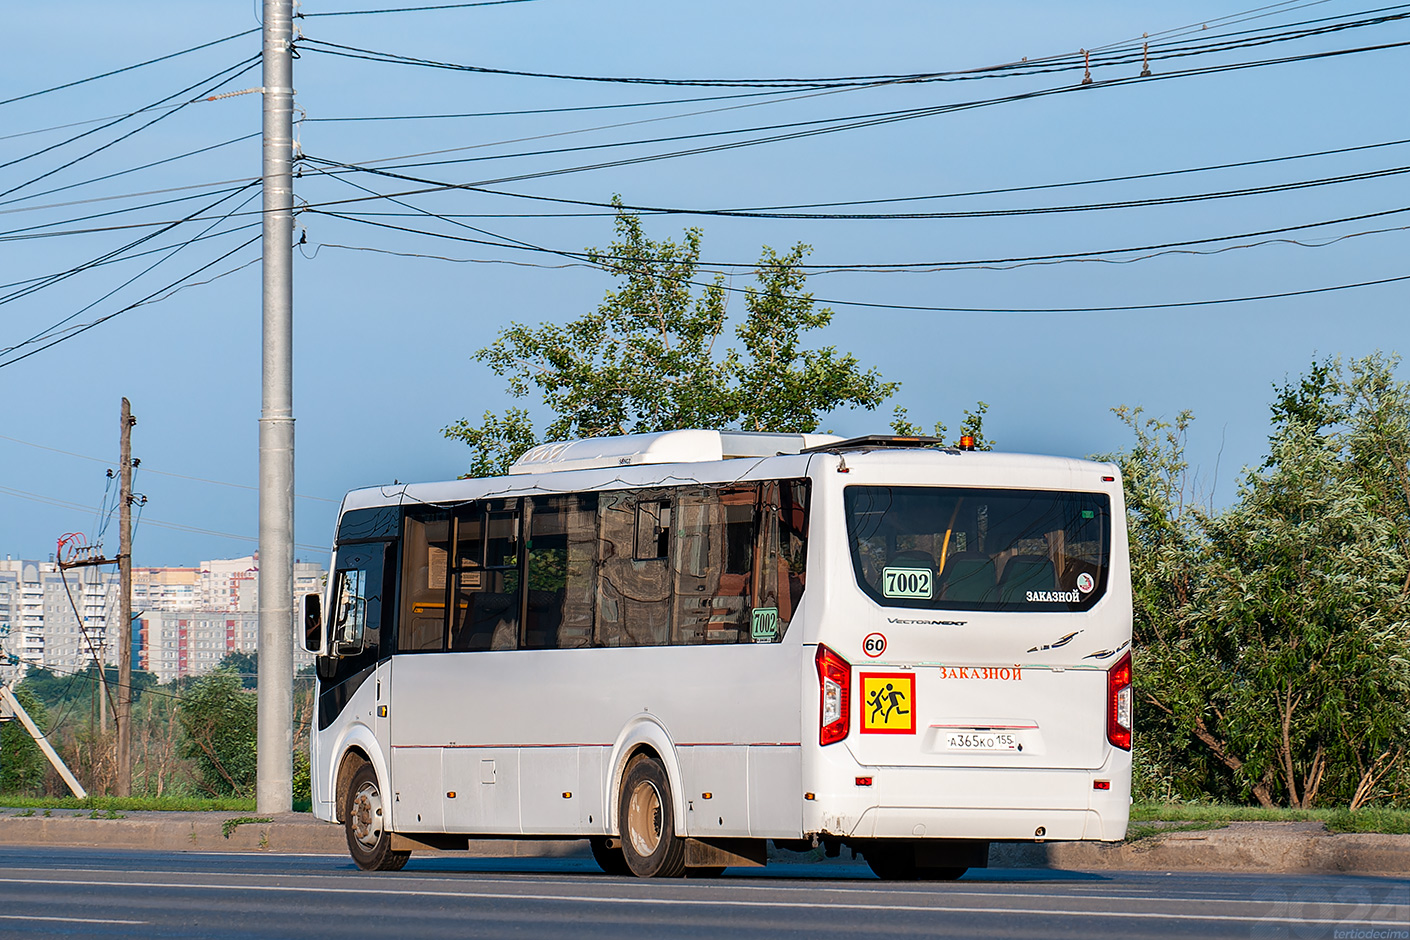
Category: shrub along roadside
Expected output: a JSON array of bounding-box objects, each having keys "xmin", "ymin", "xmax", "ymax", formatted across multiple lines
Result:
[{"xmin": 1113, "ymin": 354, "xmax": 1410, "ymax": 810}]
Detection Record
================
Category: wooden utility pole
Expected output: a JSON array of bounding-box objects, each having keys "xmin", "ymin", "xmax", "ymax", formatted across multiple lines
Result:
[{"xmin": 116, "ymin": 397, "xmax": 135, "ymax": 796}]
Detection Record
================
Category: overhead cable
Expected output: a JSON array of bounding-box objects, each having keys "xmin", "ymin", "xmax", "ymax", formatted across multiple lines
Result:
[
  {"xmin": 0, "ymin": 432, "xmax": 339, "ymax": 503},
  {"xmin": 296, "ymin": 39, "xmax": 1410, "ymax": 191},
  {"xmin": 0, "ymin": 183, "xmax": 259, "ymax": 310},
  {"xmin": 0, "ymin": 55, "xmax": 262, "ymax": 201},
  {"xmin": 0, "ymin": 232, "xmax": 262, "ymax": 371},
  {"xmin": 0, "ymin": 133, "xmax": 260, "ymax": 211},
  {"xmin": 301, "ymin": 0, "xmax": 543, "ymax": 14},
  {"xmin": 305, "ymin": 203, "xmax": 1410, "ymax": 313},
  {"xmin": 0, "ymin": 184, "xmax": 261, "ymax": 356},
  {"xmin": 293, "ymin": 9, "xmax": 1409, "ymax": 88},
  {"xmin": 0, "ymin": 28, "xmax": 259, "ymax": 108}
]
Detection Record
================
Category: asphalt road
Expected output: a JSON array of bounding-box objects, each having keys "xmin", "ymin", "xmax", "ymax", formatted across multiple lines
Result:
[{"xmin": 0, "ymin": 846, "xmax": 1405, "ymax": 940}]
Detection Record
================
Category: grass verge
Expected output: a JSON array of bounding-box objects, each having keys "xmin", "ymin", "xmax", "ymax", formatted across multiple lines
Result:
[
  {"xmin": 1133, "ymin": 803, "xmax": 1410, "ymax": 834},
  {"xmin": 0, "ymin": 794, "xmax": 255, "ymax": 812}
]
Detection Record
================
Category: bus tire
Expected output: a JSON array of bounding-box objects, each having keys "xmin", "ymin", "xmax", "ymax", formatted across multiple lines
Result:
[
  {"xmin": 618, "ymin": 756, "xmax": 686, "ymax": 878},
  {"xmin": 864, "ymin": 844, "xmax": 917, "ymax": 881},
  {"xmin": 589, "ymin": 836, "xmax": 631, "ymax": 876},
  {"xmin": 344, "ymin": 764, "xmax": 410, "ymax": 872}
]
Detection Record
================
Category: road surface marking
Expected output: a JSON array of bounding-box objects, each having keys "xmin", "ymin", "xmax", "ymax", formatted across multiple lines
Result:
[{"xmin": 0, "ymin": 876, "xmax": 1402, "ymax": 927}]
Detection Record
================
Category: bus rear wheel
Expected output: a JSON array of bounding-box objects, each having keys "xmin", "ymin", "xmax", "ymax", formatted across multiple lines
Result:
[
  {"xmin": 865, "ymin": 845, "xmax": 967, "ymax": 881},
  {"xmin": 344, "ymin": 764, "xmax": 410, "ymax": 872},
  {"xmin": 618, "ymin": 756, "xmax": 686, "ymax": 878}
]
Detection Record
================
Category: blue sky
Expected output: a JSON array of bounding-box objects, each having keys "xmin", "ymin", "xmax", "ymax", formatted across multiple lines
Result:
[{"xmin": 0, "ymin": 1, "xmax": 1405, "ymax": 565}]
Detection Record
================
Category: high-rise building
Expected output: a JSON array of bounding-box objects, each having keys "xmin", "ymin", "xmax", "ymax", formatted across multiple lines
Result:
[
  {"xmin": 0, "ymin": 554, "xmax": 324, "ymax": 685},
  {"xmin": 0, "ymin": 557, "xmax": 119, "ymax": 678}
]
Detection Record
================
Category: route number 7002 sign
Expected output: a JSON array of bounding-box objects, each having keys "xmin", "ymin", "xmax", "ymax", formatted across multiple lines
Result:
[{"xmin": 881, "ymin": 566, "xmax": 933, "ymax": 599}]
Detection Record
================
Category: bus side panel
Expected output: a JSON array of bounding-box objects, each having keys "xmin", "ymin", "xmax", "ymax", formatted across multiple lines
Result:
[
  {"xmin": 748, "ymin": 745, "xmax": 803, "ymax": 838},
  {"xmin": 386, "ymin": 642, "xmax": 803, "ymax": 838}
]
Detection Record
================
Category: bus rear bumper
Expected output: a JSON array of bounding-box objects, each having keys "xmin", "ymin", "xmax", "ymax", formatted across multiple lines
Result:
[
  {"xmin": 849, "ymin": 806, "xmax": 1109, "ymax": 842},
  {"xmin": 805, "ymin": 754, "xmax": 1131, "ymax": 842}
]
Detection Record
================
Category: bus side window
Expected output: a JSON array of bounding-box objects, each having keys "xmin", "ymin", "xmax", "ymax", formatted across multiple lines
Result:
[
  {"xmin": 450, "ymin": 502, "xmax": 521, "ymax": 652},
  {"xmin": 597, "ymin": 491, "xmax": 671, "ymax": 647},
  {"xmin": 754, "ymin": 480, "xmax": 810, "ymax": 638},
  {"xmin": 524, "ymin": 493, "xmax": 597, "ymax": 650},
  {"xmin": 670, "ymin": 484, "xmax": 758, "ymax": 645},
  {"xmin": 399, "ymin": 511, "xmax": 450, "ymax": 652}
]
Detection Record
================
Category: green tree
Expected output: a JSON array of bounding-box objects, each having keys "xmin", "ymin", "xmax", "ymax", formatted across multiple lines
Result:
[
  {"xmin": 1113, "ymin": 354, "xmax": 1410, "ymax": 808},
  {"xmin": 17, "ymin": 665, "xmax": 156, "ymax": 711},
  {"xmin": 217, "ymin": 650, "xmax": 258, "ymax": 690},
  {"xmin": 178, "ymin": 668, "xmax": 257, "ymax": 797},
  {"xmin": 890, "ymin": 400, "xmax": 996, "ymax": 450},
  {"xmin": 445, "ymin": 204, "xmax": 899, "ymax": 476},
  {"xmin": 1, "ymin": 686, "xmax": 51, "ymax": 795}
]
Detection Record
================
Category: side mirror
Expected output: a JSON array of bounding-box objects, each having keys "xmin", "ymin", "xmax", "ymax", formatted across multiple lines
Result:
[{"xmin": 300, "ymin": 593, "xmax": 322, "ymax": 653}]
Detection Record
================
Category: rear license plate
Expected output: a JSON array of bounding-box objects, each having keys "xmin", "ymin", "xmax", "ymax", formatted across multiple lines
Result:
[{"xmin": 945, "ymin": 732, "xmax": 1019, "ymax": 751}]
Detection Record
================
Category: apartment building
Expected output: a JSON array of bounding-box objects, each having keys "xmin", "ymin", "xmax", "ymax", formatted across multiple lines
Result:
[{"xmin": 0, "ymin": 554, "xmax": 324, "ymax": 685}]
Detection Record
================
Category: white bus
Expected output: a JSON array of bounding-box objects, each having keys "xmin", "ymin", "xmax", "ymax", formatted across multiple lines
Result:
[{"xmin": 304, "ymin": 430, "xmax": 1132, "ymax": 879}]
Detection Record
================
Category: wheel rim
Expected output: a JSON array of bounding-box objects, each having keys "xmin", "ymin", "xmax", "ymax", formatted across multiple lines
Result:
[
  {"xmin": 350, "ymin": 780, "xmax": 385, "ymax": 850},
  {"xmin": 626, "ymin": 779, "xmax": 663, "ymax": 857}
]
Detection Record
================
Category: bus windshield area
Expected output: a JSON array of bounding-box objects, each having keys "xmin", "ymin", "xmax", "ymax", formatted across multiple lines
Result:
[{"xmin": 844, "ymin": 485, "xmax": 1111, "ymax": 612}]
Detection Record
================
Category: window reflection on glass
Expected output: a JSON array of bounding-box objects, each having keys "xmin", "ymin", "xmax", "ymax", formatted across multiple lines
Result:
[
  {"xmin": 845, "ymin": 486, "xmax": 1110, "ymax": 612},
  {"xmin": 331, "ymin": 568, "xmax": 367, "ymax": 652}
]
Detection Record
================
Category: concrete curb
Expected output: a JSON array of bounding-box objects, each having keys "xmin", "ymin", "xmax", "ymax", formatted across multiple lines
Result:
[
  {"xmin": 0, "ymin": 811, "xmax": 1405, "ymax": 874},
  {"xmin": 0, "ymin": 810, "xmax": 584, "ymax": 858},
  {"xmin": 990, "ymin": 822, "xmax": 1410, "ymax": 875}
]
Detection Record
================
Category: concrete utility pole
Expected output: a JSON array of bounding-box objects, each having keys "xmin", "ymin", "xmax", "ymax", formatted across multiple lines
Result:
[
  {"xmin": 258, "ymin": 0, "xmax": 296, "ymax": 815},
  {"xmin": 116, "ymin": 397, "xmax": 135, "ymax": 796}
]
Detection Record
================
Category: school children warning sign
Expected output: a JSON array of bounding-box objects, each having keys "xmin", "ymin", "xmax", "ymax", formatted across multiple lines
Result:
[{"xmin": 860, "ymin": 673, "xmax": 916, "ymax": 734}]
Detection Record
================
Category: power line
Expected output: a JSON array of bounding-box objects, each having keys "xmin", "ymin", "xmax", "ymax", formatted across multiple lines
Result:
[
  {"xmin": 301, "ymin": 0, "xmax": 544, "ymax": 15},
  {"xmin": 0, "ymin": 183, "xmax": 256, "ymax": 242},
  {"xmin": 0, "ymin": 433, "xmax": 338, "ymax": 504},
  {"xmin": 0, "ymin": 482, "xmax": 328, "ymax": 550},
  {"xmin": 309, "ymin": 210, "xmax": 1410, "ymax": 273},
  {"xmin": 293, "ymin": 8, "xmax": 1409, "ymax": 87},
  {"xmin": 0, "ymin": 226, "xmax": 262, "ymax": 370},
  {"xmin": 0, "ymin": 176, "xmax": 260, "ymax": 216},
  {"xmin": 306, "ymin": 158, "xmax": 1410, "ymax": 223},
  {"xmin": 0, "ymin": 56, "xmax": 263, "ymax": 202},
  {"xmin": 0, "ymin": 134, "xmax": 260, "ymax": 213},
  {"xmin": 306, "ymin": 201, "xmax": 1410, "ymax": 313},
  {"xmin": 304, "ymin": 87, "xmax": 818, "ymax": 123},
  {"xmin": 297, "ymin": 39, "xmax": 1410, "ymax": 193},
  {"xmin": 0, "ymin": 183, "xmax": 260, "ymax": 317},
  {"xmin": 0, "ymin": 28, "xmax": 260, "ymax": 108},
  {"xmin": 0, "ymin": 222, "xmax": 261, "ymax": 293},
  {"xmin": 469, "ymin": 137, "xmax": 1410, "ymax": 215}
]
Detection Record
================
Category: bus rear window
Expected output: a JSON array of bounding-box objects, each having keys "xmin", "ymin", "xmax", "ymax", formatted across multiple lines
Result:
[{"xmin": 844, "ymin": 486, "xmax": 1111, "ymax": 612}]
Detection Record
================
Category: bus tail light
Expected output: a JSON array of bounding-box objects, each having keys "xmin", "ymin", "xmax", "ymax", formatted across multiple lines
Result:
[
  {"xmin": 816, "ymin": 644, "xmax": 851, "ymax": 746},
  {"xmin": 1107, "ymin": 652, "xmax": 1132, "ymax": 750}
]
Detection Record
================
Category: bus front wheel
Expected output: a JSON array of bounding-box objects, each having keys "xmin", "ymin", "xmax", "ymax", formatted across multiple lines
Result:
[
  {"xmin": 344, "ymin": 764, "xmax": 411, "ymax": 872},
  {"xmin": 618, "ymin": 756, "xmax": 686, "ymax": 878}
]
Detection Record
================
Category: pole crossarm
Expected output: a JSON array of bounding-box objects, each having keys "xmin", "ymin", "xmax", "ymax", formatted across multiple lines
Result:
[{"xmin": 56, "ymin": 555, "xmax": 120, "ymax": 570}]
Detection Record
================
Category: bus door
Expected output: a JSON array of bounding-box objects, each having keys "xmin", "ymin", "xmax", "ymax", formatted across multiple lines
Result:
[{"xmin": 323, "ymin": 540, "xmax": 395, "ymax": 796}]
